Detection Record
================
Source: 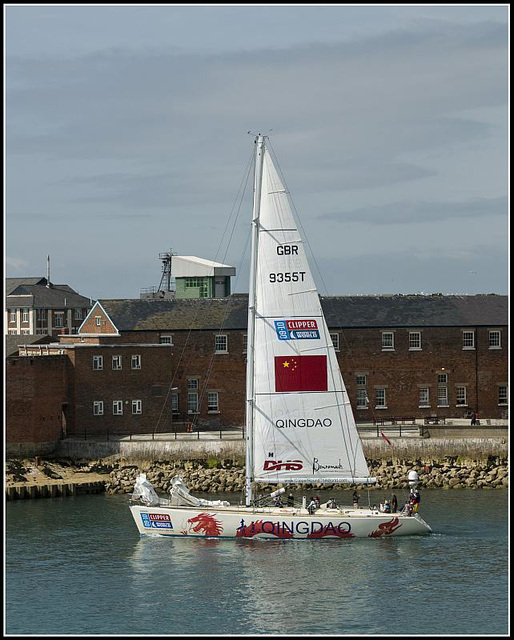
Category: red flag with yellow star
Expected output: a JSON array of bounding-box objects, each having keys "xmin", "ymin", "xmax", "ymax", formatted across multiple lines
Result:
[{"xmin": 274, "ymin": 355, "xmax": 327, "ymax": 392}]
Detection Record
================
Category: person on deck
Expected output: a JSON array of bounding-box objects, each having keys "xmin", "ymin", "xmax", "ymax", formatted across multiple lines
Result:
[
  {"xmin": 411, "ymin": 489, "xmax": 421, "ymax": 513},
  {"xmin": 307, "ymin": 497, "xmax": 317, "ymax": 514},
  {"xmin": 391, "ymin": 494, "xmax": 398, "ymax": 513},
  {"xmin": 273, "ymin": 495, "xmax": 283, "ymax": 508},
  {"xmin": 353, "ymin": 490, "xmax": 360, "ymax": 509}
]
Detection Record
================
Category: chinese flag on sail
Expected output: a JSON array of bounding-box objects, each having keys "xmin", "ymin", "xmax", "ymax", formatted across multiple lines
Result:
[{"xmin": 274, "ymin": 355, "xmax": 327, "ymax": 392}]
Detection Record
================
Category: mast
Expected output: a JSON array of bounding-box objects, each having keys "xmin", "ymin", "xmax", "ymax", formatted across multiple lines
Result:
[{"xmin": 245, "ymin": 134, "xmax": 265, "ymax": 507}]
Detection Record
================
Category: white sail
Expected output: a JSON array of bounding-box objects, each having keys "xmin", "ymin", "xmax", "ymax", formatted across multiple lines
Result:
[{"xmin": 250, "ymin": 142, "xmax": 373, "ymax": 485}]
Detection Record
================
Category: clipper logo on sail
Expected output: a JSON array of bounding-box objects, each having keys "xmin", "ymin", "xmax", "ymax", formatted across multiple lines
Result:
[{"xmin": 274, "ymin": 319, "xmax": 320, "ymax": 340}]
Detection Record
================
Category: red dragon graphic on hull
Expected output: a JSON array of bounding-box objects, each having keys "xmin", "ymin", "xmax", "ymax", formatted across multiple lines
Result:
[
  {"xmin": 368, "ymin": 517, "xmax": 402, "ymax": 538},
  {"xmin": 182, "ymin": 512, "xmax": 224, "ymax": 537}
]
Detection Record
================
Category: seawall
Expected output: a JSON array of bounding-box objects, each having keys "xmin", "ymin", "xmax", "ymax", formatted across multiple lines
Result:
[
  {"xmin": 55, "ymin": 436, "xmax": 508, "ymax": 463},
  {"xmin": 6, "ymin": 435, "xmax": 508, "ymax": 500}
]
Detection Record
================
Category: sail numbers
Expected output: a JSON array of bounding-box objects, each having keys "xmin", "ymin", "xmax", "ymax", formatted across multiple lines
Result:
[
  {"xmin": 269, "ymin": 272, "xmax": 306, "ymax": 283},
  {"xmin": 276, "ymin": 245, "xmax": 299, "ymax": 255}
]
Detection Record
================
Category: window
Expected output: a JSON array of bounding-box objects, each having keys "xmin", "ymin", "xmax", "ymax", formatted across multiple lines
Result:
[
  {"xmin": 489, "ymin": 330, "xmax": 501, "ymax": 349},
  {"xmin": 10, "ymin": 310, "xmax": 16, "ymax": 323},
  {"xmin": 171, "ymin": 392, "xmax": 179, "ymax": 413},
  {"xmin": 498, "ymin": 385, "xmax": 508, "ymax": 406},
  {"xmin": 456, "ymin": 385, "xmax": 467, "ymax": 406},
  {"xmin": 437, "ymin": 371, "xmax": 449, "ymax": 407},
  {"xmin": 74, "ymin": 309, "xmax": 82, "ymax": 320},
  {"xmin": 152, "ymin": 385, "xmax": 164, "ymax": 397},
  {"xmin": 188, "ymin": 379, "xmax": 199, "ymax": 413},
  {"xmin": 22, "ymin": 308, "xmax": 29, "ymax": 323},
  {"xmin": 113, "ymin": 400, "xmax": 123, "ymax": 415},
  {"xmin": 8, "ymin": 330, "xmax": 17, "ymax": 335},
  {"xmin": 356, "ymin": 374, "xmax": 368, "ymax": 409},
  {"xmin": 160, "ymin": 335, "xmax": 173, "ymax": 344},
  {"xmin": 462, "ymin": 331, "xmax": 475, "ymax": 349},
  {"xmin": 409, "ymin": 331, "xmax": 422, "ymax": 350},
  {"xmin": 93, "ymin": 401, "xmax": 104, "ymax": 416},
  {"xmin": 437, "ymin": 386, "xmax": 449, "ymax": 407},
  {"xmin": 132, "ymin": 400, "xmax": 142, "ymax": 415},
  {"xmin": 215, "ymin": 334, "xmax": 228, "ymax": 353},
  {"xmin": 131, "ymin": 355, "xmax": 141, "ymax": 370},
  {"xmin": 188, "ymin": 392, "xmax": 199, "ymax": 413},
  {"xmin": 330, "ymin": 333, "xmax": 340, "ymax": 351},
  {"xmin": 185, "ymin": 277, "xmax": 209, "ymax": 297},
  {"xmin": 95, "ymin": 316, "xmax": 102, "ymax": 326},
  {"xmin": 381, "ymin": 332, "xmax": 394, "ymax": 350},
  {"xmin": 36, "ymin": 309, "xmax": 47, "ymax": 324},
  {"xmin": 356, "ymin": 389, "xmax": 368, "ymax": 409},
  {"xmin": 54, "ymin": 313, "xmax": 64, "ymax": 328},
  {"xmin": 208, "ymin": 392, "xmax": 219, "ymax": 412},
  {"xmin": 375, "ymin": 388, "xmax": 387, "ymax": 409},
  {"xmin": 21, "ymin": 330, "xmax": 30, "ymax": 335},
  {"xmin": 419, "ymin": 388, "xmax": 430, "ymax": 407},
  {"xmin": 93, "ymin": 355, "xmax": 103, "ymax": 371},
  {"xmin": 112, "ymin": 355, "xmax": 122, "ymax": 370}
]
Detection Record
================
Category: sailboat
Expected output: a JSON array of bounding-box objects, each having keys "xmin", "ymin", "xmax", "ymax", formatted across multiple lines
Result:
[{"xmin": 129, "ymin": 135, "xmax": 432, "ymax": 539}]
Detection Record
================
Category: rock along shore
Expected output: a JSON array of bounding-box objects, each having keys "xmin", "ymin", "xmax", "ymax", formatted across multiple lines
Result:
[
  {"xmin": 104, "ymin": 455, "xmax": 508, "ymax": 495},
  {"xmin": 5, "ymin": 455, "xmax": 508, "ymax": 498}
]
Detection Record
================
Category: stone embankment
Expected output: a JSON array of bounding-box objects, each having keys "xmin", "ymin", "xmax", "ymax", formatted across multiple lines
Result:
[
  {"xmin": 105, "ymin": 455, "xmax": 508, "ymax": 495},
  {"xmin": 5, "ymin": 455, "xmax": 508, "ymax": 501}
]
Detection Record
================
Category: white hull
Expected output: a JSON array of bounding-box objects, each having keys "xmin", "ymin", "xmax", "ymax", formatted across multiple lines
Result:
[{"xmin": 129, "ymin": 503, "xmax": 432, "ymax": 539}]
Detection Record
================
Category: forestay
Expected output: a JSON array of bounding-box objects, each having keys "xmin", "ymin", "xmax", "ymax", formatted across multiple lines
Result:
[{"xmin": 251, "ymin": 145, "xmax": 373, "ymax": 485}]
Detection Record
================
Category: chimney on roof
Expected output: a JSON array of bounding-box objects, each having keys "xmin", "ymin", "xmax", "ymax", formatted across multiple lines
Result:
[{"xmin": 46, "ymin": 255, "xmax": 52, "ymax": 288}]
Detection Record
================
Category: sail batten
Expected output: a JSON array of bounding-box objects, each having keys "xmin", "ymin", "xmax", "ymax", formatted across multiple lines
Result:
[{"xmin": 248, "ymin": 138, "xmax": 373, "ymax": 487}]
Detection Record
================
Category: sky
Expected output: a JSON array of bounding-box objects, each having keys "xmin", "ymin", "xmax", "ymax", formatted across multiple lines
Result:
[{"xmin": 4, "ymin": 4, "xmax": 509, "ymax": 301}]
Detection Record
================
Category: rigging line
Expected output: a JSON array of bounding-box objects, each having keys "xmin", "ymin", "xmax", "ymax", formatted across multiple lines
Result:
[
  {"xmin": 154, "ymin": 146, "xmax": 254, "ymax": 433},
  {"xmin": 266, "ymin": 138, "xmax": 365, "ymax": 478},
  {"xmin": 195, "ymin": 161, "xmax": 255, "ymax": 428}
]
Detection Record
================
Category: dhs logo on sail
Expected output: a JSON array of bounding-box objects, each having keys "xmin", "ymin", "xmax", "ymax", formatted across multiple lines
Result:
[
  {"xmin": 274, "ymin": 319, "xmax": 320, "ymax": 340},
  {"xmin": 263, "ymin": 460, "xmax": 304, "ymax": 472}
]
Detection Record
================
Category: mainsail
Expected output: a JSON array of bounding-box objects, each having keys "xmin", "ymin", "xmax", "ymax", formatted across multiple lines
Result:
[{"xmin": 248, "ymin": 138, "xmax": 373, "ymax": 487}]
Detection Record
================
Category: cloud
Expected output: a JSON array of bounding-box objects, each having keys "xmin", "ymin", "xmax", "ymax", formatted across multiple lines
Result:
[
  {"xmin": 5, "ymin": 14, "xmax": 508, "ymax": 298},
  {"xmin": 6, "ymin": 256, "xmax": 29, "ymax": 271},
  {"xmin": 320, "ymin": 195, "xmax": 508, "ymax": 225},
  {"xmin": 310, "ymin": 244, "xmax": 508, "ymax": 296},
  {"xmin": 6, "ymin": 19, "xmax": 507, "ymax": 163}
]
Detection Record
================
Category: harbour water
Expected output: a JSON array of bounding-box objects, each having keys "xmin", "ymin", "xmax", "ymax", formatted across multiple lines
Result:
[{"xmin": 5, "ymin": 488, "xmax": 508, "ymax": 635}]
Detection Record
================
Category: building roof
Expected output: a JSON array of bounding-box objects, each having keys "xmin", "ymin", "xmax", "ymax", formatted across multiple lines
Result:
[
  {"xmin": 5, "ymin": 334, "xmax": 54, "ymax": 358},
  {"xmin": 6, "ymin": 278, "xmax": 92, "ymax": 309},
  {"xmin": 171, "ymin": 256, "xmax": 236, "ymax": 278},
  {"xmin": 96, "ymin": 294, "xmax": 508, "ymax": 332}
]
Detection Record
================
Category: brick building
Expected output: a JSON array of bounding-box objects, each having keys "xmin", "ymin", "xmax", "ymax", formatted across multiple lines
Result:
[
  {"xmin": 6, "ymin": 277, "xmax": 92, "ymax": 337},
  {"xmin": 6, "ymin": 354, "xmax": 68, "ymax": 455},
  {"xmin": 6, "ymin": 293, "xmax": 508, "ymax": 446}
]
